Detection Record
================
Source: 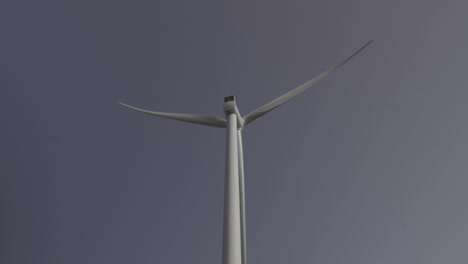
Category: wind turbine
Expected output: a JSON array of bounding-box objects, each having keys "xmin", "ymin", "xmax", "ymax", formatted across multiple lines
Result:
[{"xmin": 119, "ymin": 40, "xmax": 373, "ymax": 264}]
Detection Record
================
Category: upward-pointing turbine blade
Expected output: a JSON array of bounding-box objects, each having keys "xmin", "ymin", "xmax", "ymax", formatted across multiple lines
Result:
[
  {"xmin": 119, "ymin": 102, "xmax": 227, "ymax": 128},
  {"xmin": 242, "ymin": 40, "xmax": 373, "ymax": 125}
]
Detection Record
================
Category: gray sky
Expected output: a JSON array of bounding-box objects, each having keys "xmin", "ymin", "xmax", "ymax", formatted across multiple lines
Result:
[{"xmin": 2, "ymin": 0, "xmax": 468, "ymax": 263}]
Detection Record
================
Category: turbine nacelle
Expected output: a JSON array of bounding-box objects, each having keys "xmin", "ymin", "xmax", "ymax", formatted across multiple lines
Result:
[{"xmin": 223, "ymin": 95, "xmax": 245, "ymax": 130}]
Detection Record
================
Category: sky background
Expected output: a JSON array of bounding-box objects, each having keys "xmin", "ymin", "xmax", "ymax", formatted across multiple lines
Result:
[{"xmin": 2, "ymin": 0, "xmax": 468, "ymax": 263}]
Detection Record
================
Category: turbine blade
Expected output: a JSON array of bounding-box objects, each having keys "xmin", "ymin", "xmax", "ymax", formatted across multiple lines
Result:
[
  {"xmin": 243, "ymin": 40, "xmax": 373, "ymax": 125},
  {"xmin": 119, "ymin": 102, "xmax": 227, "ymax": 128},
  {"xmin": 237, "ymin": 130, "xmax": 247, "ymax": 264}
]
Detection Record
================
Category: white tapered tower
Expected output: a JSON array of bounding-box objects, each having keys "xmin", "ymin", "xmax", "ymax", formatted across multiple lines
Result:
[
  {"xmin": 119, "ymin": 40, "xmax": 372, "ymax": 264},
  {"xmin": 222, "ymin": 96, "xmax": 243, "ymax": 264}
]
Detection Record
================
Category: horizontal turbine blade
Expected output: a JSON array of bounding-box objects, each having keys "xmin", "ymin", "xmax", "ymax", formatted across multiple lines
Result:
[
  {"xmin": 119, "ymin": 102, "xmax": 227, "ymax": 128},
  {"xmin": 243, "ymin": 40, "xmax": 373, "ymax": 125}
]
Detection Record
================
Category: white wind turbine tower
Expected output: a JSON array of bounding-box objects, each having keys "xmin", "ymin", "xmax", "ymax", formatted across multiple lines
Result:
[{"xmin": 119, "ymin": 40, "xmax": 372, "ymax": 264}]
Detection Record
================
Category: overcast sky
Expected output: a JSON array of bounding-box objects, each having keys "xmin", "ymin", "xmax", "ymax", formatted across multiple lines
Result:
[{"xmin": 2, "ymin": 0, "xmax": 468, "ymax": 263}]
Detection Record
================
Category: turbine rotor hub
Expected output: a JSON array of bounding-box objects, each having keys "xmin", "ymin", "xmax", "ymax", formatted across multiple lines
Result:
[{"xmin": 223, "ymin": 95, "xmax": 245, "ymax": 129}]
